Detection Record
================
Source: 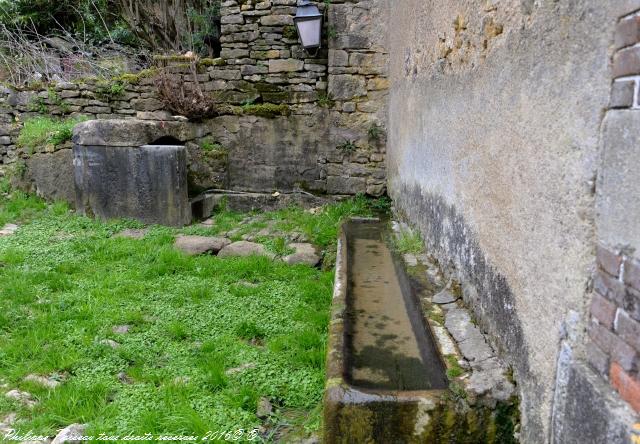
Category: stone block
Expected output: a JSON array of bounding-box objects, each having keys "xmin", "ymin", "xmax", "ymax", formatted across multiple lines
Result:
[
  {"xmin": 327, "ymin": 74, "xmax": 367, "ymax": 100},
  {"xmin": 18, "ymin": 149, "xmax": 76, "ymax": 206},
  {"xmin": 610, "ymin": 79, "xmax": 635, "ymax": 108},
  {"xmin": 326, "ymin": 176, "xmax": 366, "ymax": 194},
  {"xmin": 552, "ymin": 360, "xmax": 637, "ymax": 443},
  {"xmin": 73, "ymin": 142, "xmax": 190, "ymax": 227},
  {"xmin": 221, "ymin": 14, "xmax": 244, "ymax": 24},
  {"xmin": 260, "ymin": 15, "xmax": 293, "ymax": 26},
  {"xmin": 598, "ymin": 111, "xmax": 640, "ymax": 252},
  {"xmin": 268, "ymin": 58, "xmax": 304, "ymax": 73},
  {"xmin": 329, "ymin": 49, "xmax": 349, "ymax": 67}
]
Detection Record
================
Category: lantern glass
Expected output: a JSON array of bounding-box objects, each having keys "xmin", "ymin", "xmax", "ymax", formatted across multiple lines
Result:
[{"xmin": 295, "ymin": 17, "xmax": 322, "ymax": 49}]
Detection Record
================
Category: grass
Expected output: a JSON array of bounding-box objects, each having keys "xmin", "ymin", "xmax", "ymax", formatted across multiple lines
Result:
[
  {"xmin": 16, "ymin": 116, "xmax": 89, "ymax": 154},
  {"xmin": 0, "ymin": 187, "xmax": 383, "ymax": 441},
  {"xmin": 391, "ymin": 229, "xmax": 424, "ymax": 255},
  {"xmin": 445, "ymin": 354, "xmax": 465, "ymax": 379}
]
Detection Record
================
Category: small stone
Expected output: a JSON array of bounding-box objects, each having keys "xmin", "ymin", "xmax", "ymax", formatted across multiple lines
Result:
[
  {"xmin": 174, "ymin": 235, "xmax": 231, "ymax": 256},
  {"xmin": 112, "ymin": 325, "xmax": 131, "ymax": 334},
  {"xmin": 433, "ymin": 326, "xmax": 457, "ymax": 355},
  {"xmin": 5, "ymin": 389, "xmax": 36, "ymax": 407},
  {"xmin": 283, "ymin": 243, "xmax": 320, "ymax": 266},
  {"xmin": 99, "ymin": 339, "xmax": 120, "ymax": 348},
  {"xmin": 200, "ymin": 218, "xmax": 214, "ymax": 226},
  {"xmin": 403, "ymin": 254, "xmax": 418, "ymax": 266},
  {"xmin": 114, "ymin": 228, "xmax": 148, "ymax": 239},
  {"xmin": 0, "ymin": 412, "xmax": 16, "ymax": 434},
  {"xmin": 433, "ymin": 289, "xmax": 458, "ymax": 305},
  {"xmin": 256, "ymin": 397, "xmax": 273, "ymax": 418},
  {"xmin": 0, "ymin": 223, "xmax": 18, "ymax": 236},
  {"xmin": 51, "ymin": 423, "xmax": 87, "ymax": 444},
  {"xmin": 173, "ymin": 376, "xmax": 191, "ymax": 385},
  {"xmin": 225, "ymin": 363, "xmax": 257, "ymax": 375},
  {"xmin": 218, "ymin": 241, "xmax": 275, "ymax": 259},
  {"xmin": 467, "ymin": 358, "xmax": 515, "ymax": 402},
  {"xmin": 24, "ymin": 374, "xmax": 61, "ymax": 389}
]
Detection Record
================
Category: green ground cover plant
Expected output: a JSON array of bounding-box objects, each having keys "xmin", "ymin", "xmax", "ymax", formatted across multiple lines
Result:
[
  {"xmin": 16, "ymin": 116, "xmax": 89, "ymax": 154},
  {"xmin": 0, "ymin": 185, "xmax": 382, "ymax": 441}
]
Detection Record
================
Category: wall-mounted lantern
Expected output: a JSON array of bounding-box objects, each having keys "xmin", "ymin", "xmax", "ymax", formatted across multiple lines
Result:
[{"xmin": 294, "ymin": 0, "xmax": 323, "ymax": 51}]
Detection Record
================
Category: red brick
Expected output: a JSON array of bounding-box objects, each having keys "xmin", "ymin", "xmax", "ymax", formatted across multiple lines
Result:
[
  {"xmin": 591, "ymin": 292, "xmax": 618, "ymax": 328},
  {"xmin": 612, "ymin": 337, "xmax": 639, "ymax": 373},
  {"xmin": 624, "ymin": 258, "xmax": 640, "ymax": 292},
  {"xmin": 616, "ymin": 15, "xmax": 640, "ymax": 50},
  {"xmin": 616, "ymin": 309, "xmax": 640, "ymax": 351},
  {"xmin": 594, "ymin": 270, "xmax": 626, "ymax": 305},
  {"xmin": 613, "ymin": 46, "xmax": 640, "ymax": 78},
  {"xmin": 598, "ymin": 244, "xmax": 623, "ymax": 276},
  {"xmin": 589, "ymin": 321, "xmax": 618, "ymax": 352},
  {"xmin": 624, "ymin": 286, "xmax": 640, "ymax": 321},
  {"xmin": 610, "ymin": 362, "xmax": 640, "ymax": 413}
]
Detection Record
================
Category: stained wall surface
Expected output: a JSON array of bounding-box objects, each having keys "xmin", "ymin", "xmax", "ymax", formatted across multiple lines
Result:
[{"xmin": 385, "ymin": 1, "xmax": 634, "ymax": 441}]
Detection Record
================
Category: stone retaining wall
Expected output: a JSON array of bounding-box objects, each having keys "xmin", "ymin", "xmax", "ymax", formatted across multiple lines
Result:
[{"xmin": 0, "ymin": 0, "xmax": 388, "ymax": 198}]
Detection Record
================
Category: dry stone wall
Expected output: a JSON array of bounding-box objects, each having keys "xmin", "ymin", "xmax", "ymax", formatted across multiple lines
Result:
[{"xmin": 0, "ymin": 0, "xmax": 388, "ymax": 199}]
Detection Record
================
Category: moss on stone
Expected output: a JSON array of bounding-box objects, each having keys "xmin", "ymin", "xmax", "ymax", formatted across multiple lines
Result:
[{"xmin": 241, "ymin": 103, "xmax": 290, "ymax": 118}]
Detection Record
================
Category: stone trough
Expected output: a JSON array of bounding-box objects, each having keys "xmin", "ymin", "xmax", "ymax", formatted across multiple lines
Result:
[
  {"xmin": 324, "ymin": 218, "xmax": 448, "ymax": 443},
  {"xmin": 324, "ymin": 219, "xmax": 520, "ymax": 443}
]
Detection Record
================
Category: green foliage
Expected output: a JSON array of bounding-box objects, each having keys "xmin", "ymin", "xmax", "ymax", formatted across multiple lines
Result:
[
  {"xmin": 185, "ymin": 1, "xmax": 222, "ymax": 56},
  {"xmin": 0, "ymin": 0, "xmax": 122, "ymax": 44},
  {"xmin": 282, "ymin": 25, "xmax": 298, "ymax": 40},
  {"xmin": 445, "ymin": 354, "xmax": 464, "ymax": 379},
  {"xmin": 28, "ymin": 96, "xmax": 48, "ymax": 114},
  {"xmin": 0, "ymin": 193, "xmax": 389, "ymax": 437},
  {"xmin": 337, "ymin": 139, "xmax": 357, "ymax": 153},
  {"xmin": 234, "ymin": 321, "xmax": 265, "ymax": 341},
  {"xmin": 317, "ymin": 92, "xmax": 335, "ymax": 108},
  {"xmin": 95, "ymin": 80, "xmax": 125, "ymax": 102},
  {"xmin": 392, "ymin": 229, "xmax": 424, "ymax": 255},
  {"xmin": 17, "ymin": 116, "xmax": 89, "ymax": 154},
  {"xmin": 368, "ymin": 123, "xmax": 383, "ymax": 140},
  {"xmin": 199, "ymin": 138, "xmax": 227, "ymax": 158},
  {"xmin": 241, "ymin": 102, "xmax": 290, "ymax": 118}
]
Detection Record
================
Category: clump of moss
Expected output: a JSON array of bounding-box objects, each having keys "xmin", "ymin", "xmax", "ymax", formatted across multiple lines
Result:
[
  {"xmin": 17, "ymin": 116, "xmax": 89, "ymax": 154},
  {"xmin": 283, "ymin": 25, "xmax": 298, "ymax": 40},
  {"xmin": 113, "ymin": 68, "xmax": 159, "ymax": 85},
  {"xmin": 200, "ymin": 138, "xmax": 228, "ymax": 159},
  {"xmin": 198, "ymin": 58, "xmax": 226, "ymax": 67},
  {"xmin": 445, "ymin": 354, "xmax": 465, "ymax": 379},
  {"xmin": 241, "ymin": 102, "xmax": 290, "ymax": 118},
  {"xmin": 95, "ymin": 80, "xmax": 125, "ymax": 101}
]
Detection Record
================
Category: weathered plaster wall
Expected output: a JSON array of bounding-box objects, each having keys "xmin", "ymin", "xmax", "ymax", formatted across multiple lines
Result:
[{"xmin": 386, "ymin": 1, "xmax": 627, "ymax": 442}]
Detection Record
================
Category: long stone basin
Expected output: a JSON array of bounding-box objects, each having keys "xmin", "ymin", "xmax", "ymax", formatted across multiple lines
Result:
[{"xmin": 324, "ymin": 218, "xmax": 448, "ymax": 443}]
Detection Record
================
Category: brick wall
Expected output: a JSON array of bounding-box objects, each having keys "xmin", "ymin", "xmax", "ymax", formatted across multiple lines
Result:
[
  {"xmin": 588, "ymin": 245, "xmax": 640, "ymax": 412},
  {"xmin": 585, "ymin": 7, "xmax": 640, "ymax": 415},
  {"xmin": 0, "ymin": 0, "xmax": 389, "ymax": 198},
  {"xmin": 611, "ymin": 11, "xmax": 640, "ymax": 109}
]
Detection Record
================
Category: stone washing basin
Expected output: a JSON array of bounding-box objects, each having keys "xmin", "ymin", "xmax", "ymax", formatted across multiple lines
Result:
[{"xmin": 324, "ymin": 218, "xmax": 448, "ymax": 443}]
